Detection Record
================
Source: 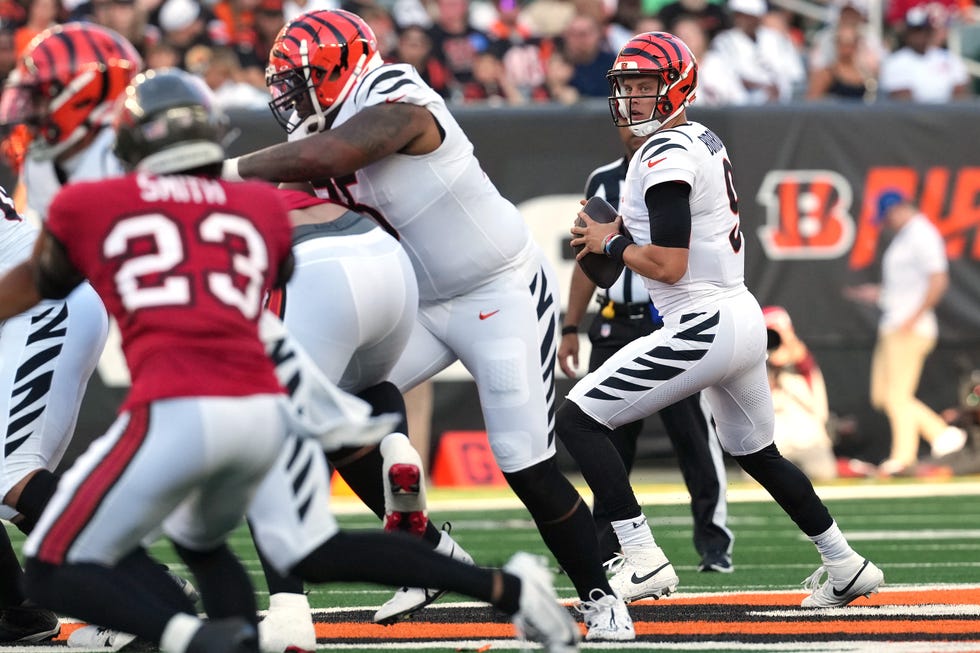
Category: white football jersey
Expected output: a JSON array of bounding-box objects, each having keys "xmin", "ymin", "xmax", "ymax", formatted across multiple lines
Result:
[
  {"xmin": 317, "ymin": 63, "xmax": 533, "ymax": 302},
  {"xmin": 22, "ymin": 128, "xmax": 124, "ymax": 220},
  {"xmin": 0, "ymin": 186, "xmax": 36, "ymax": 272},
  {"xmin": 620, "ymin": 121, "xmax": 746, "ymax": 317}
]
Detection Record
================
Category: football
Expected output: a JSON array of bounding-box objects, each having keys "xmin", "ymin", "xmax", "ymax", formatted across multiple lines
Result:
[{"xmin": 574, "ymin": 196, "xmax": 628, "ymax": 289}]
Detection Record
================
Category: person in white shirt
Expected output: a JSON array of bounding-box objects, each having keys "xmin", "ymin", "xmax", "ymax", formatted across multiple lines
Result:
[
  {"xmin": 709, "ymin": 0, "xmax": 804, "ymax": 103},
  {"xmin": 672, "ymin": 17, "xmax": 748, "ymax": 106},
  {"xmin": 879, "ymin": 7, "xmax": 970, "ymax": 102},
  {"xmin": 844, "ymin": 190, "xmax": 967, "ymax": 476}
]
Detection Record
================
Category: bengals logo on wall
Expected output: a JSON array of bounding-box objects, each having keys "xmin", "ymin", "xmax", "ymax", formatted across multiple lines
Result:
[
  {"xmin": 755, "ymin": 170, "xmax": 855, "ymax": 260},
  {"xmin": 755, "ymin": 166, "xmax": 980, "ymax": 269}
]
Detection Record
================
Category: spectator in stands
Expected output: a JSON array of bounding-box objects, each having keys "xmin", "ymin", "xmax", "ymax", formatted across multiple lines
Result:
[
  {"xmin": 543, "ymin": 46, "xmax": 579, "ymax": 103},
  {"xmin": 91, "ymin": 0, "xmax": 162, "ymax": 59},
  {"xmin": 253, "ymin": 0, "xmax": 285, "ymax": 63},
  {"xmin": 764, "ymin": 306, "xmax": 838, "ymax": 482},
  {"xmin": 658, "ymin": 0, "xmax": 729, "ymax": 38},
  {"xmin": 428, "ymin": 0, "xmax": 492, "ymax": 89},
  {"xmin": 672, "ymin": 16, "xmax": 747, "ymax": 104},
  {"xmin": 519, "ymin": 0, "xmax": 575, "ymax": 38},
  {"xmin": 0, "ymin": 19, "xmax": 17, "ymax": 88},
  {"xmin": 362, "ymin": 5, "xmax": 399, "ymax": 60},
  {"xmin": 486, "ymin": 0, "xmax": 552, "ymax": 102},
  {"xmin": 144, "ymin": 39, "xmax": 181, "ymax": 68},
  {"xmin": 395, "ymin": 23, "xmax": 455, "ymax": 98},
  {"xmin": 710, "ymin": 0, "xmax": 805, "ymax": 103},
  {"xmin": 158, "ymin": 0, "xmax": 215, "ymax": 65},
  {"xmin": 14, "ymin": 0, "xmax": 61, "ymax": 56},
  {"xmin": 186, "ymin": 43, "xmax": 270, "ymax": 107},
  {"xmin": 211, "ymin": 0, "xmax": 266, "ymax": 87},
  {"xmin": 879, "ymin": 7, "xmax": 970, "ymax": 102},
  {"xmin": 808, "ymin": 0, "xmax": 884, "ymax": 78},
  {"xmin": 807, "ymin": 22, "xmax": 877, "ymax": 101},
  {"xmin": 557, "ymin": 13, "xmax": 616, "ymax": 98},
  {"xmin": 461, "ymin": 45, "xmax": 526, "ymax": 104}
]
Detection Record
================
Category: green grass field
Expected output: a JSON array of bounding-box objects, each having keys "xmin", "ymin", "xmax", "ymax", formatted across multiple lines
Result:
[{"xmin": 7, "ymin": 475, "xmax": 980, "ymax": 651}]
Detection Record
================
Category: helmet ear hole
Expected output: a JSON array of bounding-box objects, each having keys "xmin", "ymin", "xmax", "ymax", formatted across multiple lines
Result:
[{"xmin": 666, "ymin": 68, "xmax": 679, "ymax": 82}]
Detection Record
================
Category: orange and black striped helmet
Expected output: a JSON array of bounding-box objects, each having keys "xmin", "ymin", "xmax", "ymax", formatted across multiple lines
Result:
[
  {"xmin": 0, "ymin": 22, "xmax": 142, "ymax": 160},
  {"xmin": 607, "ymin": 32, "xmax": 698, "ymax": 137},
  {"xmin": 266, "ymin": 9, "xmax": 380, "ymax": 134}
]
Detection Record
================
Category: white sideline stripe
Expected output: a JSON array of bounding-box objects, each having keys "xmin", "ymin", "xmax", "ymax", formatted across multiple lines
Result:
[
  {"xmin": 3, "ymin": 644, "xmax": 978, "ymax": 653},
  {"xmin": 844, "ymin": 529, "xmax": 980, "ymax": 540},
  {"xmin": 750, "ymin": 605, "xmax": 980, "ymax": 617},
  {"xmin": 309, "ymin": 583, "xmax": 980, "ymax": 613},
  {"xmin": 329, "ymin": 480, "xmax": 980, "ymax": 514}
]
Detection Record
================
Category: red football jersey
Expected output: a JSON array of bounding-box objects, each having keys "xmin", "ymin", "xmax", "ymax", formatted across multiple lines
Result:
[{"xmin": 45, "ymin": 173, "xmax": 293, "ymax": 410}]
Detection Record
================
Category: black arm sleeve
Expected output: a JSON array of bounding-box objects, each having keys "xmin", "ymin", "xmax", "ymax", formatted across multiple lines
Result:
[
  {"xmin": 35, "ymin": 230, "xmax": 84, "ymax": 300},
  {"xmin": 644, "ymin": 182, "xmax": 692, "ymax": 249}
]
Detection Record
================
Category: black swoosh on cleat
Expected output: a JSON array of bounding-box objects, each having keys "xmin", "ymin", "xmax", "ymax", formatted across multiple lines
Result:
[
  {"xmin": 631, "ymin": 563, "xmax": 671, "ymax": 584},
  {"xmin": 832, "ymin": 559, "xmax": 870, "ymax": 597}
]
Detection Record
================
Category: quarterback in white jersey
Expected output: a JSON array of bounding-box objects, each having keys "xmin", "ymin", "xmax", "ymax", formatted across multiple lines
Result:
[
  {"xmin": 226, "ymin": 9, "xmax": 630, "ymax": 640},
  {"xmin": 562, "ymin": 31, "xmax": 883, "ymax": 611}
]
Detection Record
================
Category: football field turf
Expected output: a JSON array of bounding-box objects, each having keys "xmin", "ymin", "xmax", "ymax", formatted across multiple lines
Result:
[{"xmin": 7, "ymin": 475, "xmax": 980, "ymax": 652}]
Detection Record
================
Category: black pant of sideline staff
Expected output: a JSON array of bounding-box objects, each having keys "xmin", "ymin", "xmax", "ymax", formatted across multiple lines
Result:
[{"xmin": 588, "ymin": 298, "xmax": 735, "ymax": 572}]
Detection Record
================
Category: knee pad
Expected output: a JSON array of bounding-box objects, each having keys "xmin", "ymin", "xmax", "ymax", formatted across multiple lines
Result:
[{"xmin": 503, "ymin": 457, "xmax": 580, "ymax": 524}]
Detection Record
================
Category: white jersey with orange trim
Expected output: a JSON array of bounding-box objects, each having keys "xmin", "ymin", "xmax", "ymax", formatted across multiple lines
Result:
[
  {"xmin": 317, "ymin": 63, "xmax": 534, "ymax": 302},
  {"xmin": 620, "ymin": 121, "xmax": 746, "ymax": 318}
]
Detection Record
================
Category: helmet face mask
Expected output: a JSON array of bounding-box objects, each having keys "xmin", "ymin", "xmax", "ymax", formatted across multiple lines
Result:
[
  {"xmin": 607, "ymin": 32, "xmax": 698, "ymax": 138},
  {"xmin": 265, "ymin": 9, "xmax": 380, "ymax": 136},
  {"xmin": 0, "ymin": 23, "xmax": 142, "ymax": 161}
]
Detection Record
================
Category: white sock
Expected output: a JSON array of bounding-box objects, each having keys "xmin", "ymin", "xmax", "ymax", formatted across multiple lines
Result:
[
  {"xmin": 611, "ymin": 515, "xmax": 656, "ymax": 553},
  {"xmin": 809, "ymin": 521, "xmax": 856, "ymax": 566},
  {"xmin": 268, "ymin": 592, "xmax": 311, "ymax": 611},
  {"xmin": 159, "ymin": 612, "xmax": 203, "ymax": 653}
]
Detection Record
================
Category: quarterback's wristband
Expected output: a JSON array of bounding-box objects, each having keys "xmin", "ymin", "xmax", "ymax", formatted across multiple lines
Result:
[
  {"xmin": 606, "ymin": 235, "xmax": 630, "ymax": 264},
  {"xmin": 602, "ymin": 233, "xmax": 620, "ymax": 255},
  {"xmin": 561, "ymin": 325, "xmax": 578, "ymax": 336},
  {"xmin": 221, "ymin": 157, "xmax": 243, "ymax": 181}
]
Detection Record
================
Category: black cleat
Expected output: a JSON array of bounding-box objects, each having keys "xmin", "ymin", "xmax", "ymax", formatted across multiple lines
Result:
[
  {"xmin": 0, "ymin": 604, "xmax": 60, "ymax": 643},
  {"xmin": 187, "ymin": 618, "xmax": 259, "ymax": 653}
]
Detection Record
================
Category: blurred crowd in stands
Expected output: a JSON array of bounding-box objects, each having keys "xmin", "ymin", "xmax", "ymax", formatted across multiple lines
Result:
[{"xmin": 0, "ymin": 0, "xmax": 976, "ymax": 109}]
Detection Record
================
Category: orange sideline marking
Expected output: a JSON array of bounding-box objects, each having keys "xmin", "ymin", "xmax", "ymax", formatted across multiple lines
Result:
[{"xmin": 637, "ymin": 588, "xmax": 980, "ymax": 606}]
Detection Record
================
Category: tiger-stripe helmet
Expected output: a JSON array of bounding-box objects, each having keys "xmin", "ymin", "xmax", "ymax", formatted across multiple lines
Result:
[
  {"xmin": 266, "ymin": 9, "xmax": 381, "ymax": 135},
  {"xmin": 0, "ymin": 22, "xmax": 142, "ymax": 161},
  {"xmin": 607, "ymin": 32, "xmax": 698, "ymax": 137}
]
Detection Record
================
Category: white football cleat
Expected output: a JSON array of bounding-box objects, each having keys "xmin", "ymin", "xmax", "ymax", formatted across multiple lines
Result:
[
  {"xmin": 259, "ymin": 592, "xmax": 317, "ymax": 653},
  {"xmin": 66, "ymin": 625, "xmax": 137, "ymax": 649},
  {"xmin": 801, "ymin": 555, "xmax": 884, "ymax": 608},
  {"xmin": 607, "ymin": 546, "xmax": 679, "ymax": 603},
  {"xmin": 576, "ymin": 589, "xmax": 635, "ymax": 641},
  {"xmin": 381, "ymin": 433, "xmax": 428, "ymax": 536},
  {"xmin": 504, "ymin": 552, "xmax": 580, "ymax": 653},
  {"xmin": 374, "ymin": 525, "xmax": 475, "ymax": 624}
]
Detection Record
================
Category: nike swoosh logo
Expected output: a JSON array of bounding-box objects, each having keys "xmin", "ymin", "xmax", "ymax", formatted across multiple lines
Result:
[
  {"xmin": 646, "ymin": 157, "xmax": 666, "ymax": 168},
  {"xmin": 385, "ymin": 94, "xmax": 407, "ymax": 104},
  {"xmin": 479, "ymin": 310, "xmax": 500, "ymax": 320},
  {"xmin": 832, "ymin": 559, "xmax": 870, "ymax": 597},
  {"xmin": 631, "ymin": 562, "xmax": 671, "ymax": 584}
]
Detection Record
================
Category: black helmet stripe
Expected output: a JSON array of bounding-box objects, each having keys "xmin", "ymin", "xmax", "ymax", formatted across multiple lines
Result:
[
  {"xmin": 331, "ymin": 10, "xmax": 369, "ymax": 41},
  {"xmin": 618, "ymin": 46, "xmax": 661, "ymax": 66},
  {"xmin": 304, "ymin": 13, "xmax": 351, "ymax": 68},
  {"xmin": 79, "ymin": 28, "xmax": 112, "ymax": 108}
]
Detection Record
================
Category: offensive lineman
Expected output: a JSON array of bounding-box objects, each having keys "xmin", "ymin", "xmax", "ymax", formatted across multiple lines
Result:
[
  {"xmin": 561, "ymin": 31, "xmax": 884, "ymax": 608},
  {"xmin": 223, "ymin": 9, "xmax": 634, "ymax": 639}
]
